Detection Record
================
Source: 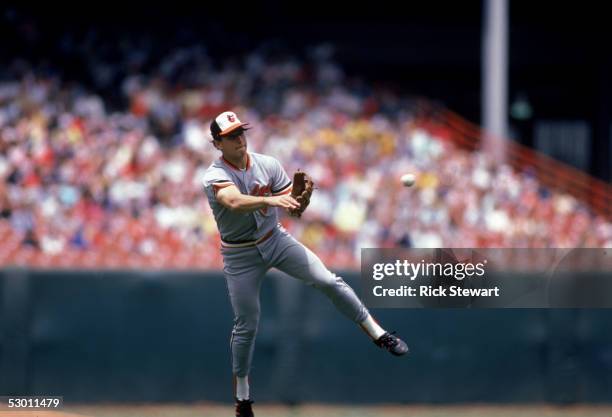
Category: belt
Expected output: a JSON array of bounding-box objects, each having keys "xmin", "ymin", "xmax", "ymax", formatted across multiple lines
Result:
[{"xmin": 221, "ymin": 229, "xmax": 275, "ymax": 248}]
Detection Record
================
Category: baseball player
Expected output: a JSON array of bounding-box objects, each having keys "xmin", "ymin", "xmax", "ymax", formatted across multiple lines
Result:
[{"xmin": 202, "ymin": 111, "xmax": 408, "ymax": 417}]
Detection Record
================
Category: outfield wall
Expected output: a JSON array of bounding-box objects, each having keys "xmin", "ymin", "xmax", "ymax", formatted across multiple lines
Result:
[{"xmin": 1, "ymin": 269, "xmax": 611, "ymax": 403}]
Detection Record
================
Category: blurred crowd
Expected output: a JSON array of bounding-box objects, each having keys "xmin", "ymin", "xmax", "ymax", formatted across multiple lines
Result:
[{"xmin": 0, "ymin": 42, "xmax": 610, "ymax": 269}]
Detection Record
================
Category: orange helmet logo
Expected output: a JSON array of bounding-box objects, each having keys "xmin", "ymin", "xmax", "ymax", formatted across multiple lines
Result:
[{"xmin": 228, "ymin": 114, "xmax": 236, "ymax": 122}]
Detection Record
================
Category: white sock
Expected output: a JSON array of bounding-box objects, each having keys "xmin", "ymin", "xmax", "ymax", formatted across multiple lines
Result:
[
  {"xmin": 360, "ymin": 314, "xmax": 386, "ymax": 340},
  {"xmin": 236, "ymin": 376, "xmax": 250, "ymax": 400}
]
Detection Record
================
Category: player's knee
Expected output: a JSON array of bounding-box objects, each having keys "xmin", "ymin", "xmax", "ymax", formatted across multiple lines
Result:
[
  {"xmin": 314, "ymin": 274, "xmax": 345, "ymax": 293},
  {"xmin": 233, "ymin": 316, "xmax": 259, "ymax": 339},
  {"xmin": 328, "ymin": 274, "xmax": 347, "ymax": 288},
  {"xmin": 239, "ymin": 327, "xmax": 258, "ymax": 340}
]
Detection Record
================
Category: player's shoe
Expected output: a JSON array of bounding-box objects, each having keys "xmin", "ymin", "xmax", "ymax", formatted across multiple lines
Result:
[
  {"xmin": 235, "ymin": 398, "xmax": 254, "ymax": 417},
  {"xmin": 374, "ymin": 331, "xmax": 409, "ymax": 356}
]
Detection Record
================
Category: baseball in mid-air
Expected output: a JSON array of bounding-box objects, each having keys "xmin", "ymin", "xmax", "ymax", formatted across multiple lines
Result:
[{"xmin": 401, "ymin": 173, "xmax": 416, "ymax": 187}]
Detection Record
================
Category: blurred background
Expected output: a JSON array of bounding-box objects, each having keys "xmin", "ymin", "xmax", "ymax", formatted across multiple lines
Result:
[{"xmin": 0, "ymin": 1, "xmax": 611, "ymax": 416}]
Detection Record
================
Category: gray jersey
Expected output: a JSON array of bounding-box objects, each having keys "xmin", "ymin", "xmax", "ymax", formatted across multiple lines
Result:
[{"xmin": 202, "ymin": 152, "xmax": 292, "ymax": 242}]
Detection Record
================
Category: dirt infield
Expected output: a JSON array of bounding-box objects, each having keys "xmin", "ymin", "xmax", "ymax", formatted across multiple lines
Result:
[
  {"xmin": 60, "ymin": 404, "xmax": 612, "ymax": 417},
  {"xmin": 0, "ymin": 412, "xmax": 92, "ymax": 417}
]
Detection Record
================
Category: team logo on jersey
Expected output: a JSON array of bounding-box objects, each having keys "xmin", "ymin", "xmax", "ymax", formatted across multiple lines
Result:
[
  {"xmin": 228, "ymin": 114, "xmax": 236, "ymax": 122},
  {"xmin": 250, "ymin": 183, "xmax": 272, "ymax": 215}
]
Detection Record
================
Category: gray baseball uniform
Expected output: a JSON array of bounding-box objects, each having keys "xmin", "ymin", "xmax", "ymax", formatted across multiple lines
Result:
[{"xmin": 202, "ymin": 152, "xmax": 369, "ymax": 377}]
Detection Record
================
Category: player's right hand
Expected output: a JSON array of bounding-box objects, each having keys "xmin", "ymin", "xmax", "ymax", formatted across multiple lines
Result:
[{"xmin": 267, "ymin": 195, "xmax": 301, "ymax": 210}]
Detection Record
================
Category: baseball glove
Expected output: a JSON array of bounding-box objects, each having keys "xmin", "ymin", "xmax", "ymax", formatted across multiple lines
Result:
[{"xmin": 289, "ymin": 170, "xmax": 314, "ymax": 218}]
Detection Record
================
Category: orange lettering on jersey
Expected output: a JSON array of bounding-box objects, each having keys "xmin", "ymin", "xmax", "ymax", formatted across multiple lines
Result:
[{"xmin": 250, "ymin": 183, "xmax": 272, "ymax": 215}]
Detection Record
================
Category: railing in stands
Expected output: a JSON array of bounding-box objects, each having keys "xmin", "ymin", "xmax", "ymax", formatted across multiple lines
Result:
[{"xmin": 415, "ymin": 102, "xmax": 611, "ymax": 219}]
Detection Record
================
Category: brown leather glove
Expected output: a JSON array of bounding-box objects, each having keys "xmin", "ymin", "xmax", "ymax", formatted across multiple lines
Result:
[{"xmin": 288, "ymin": 170, "xmax": 314, "ymax": 218}]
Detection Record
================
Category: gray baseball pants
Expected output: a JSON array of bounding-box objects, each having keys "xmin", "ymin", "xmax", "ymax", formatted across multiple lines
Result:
[{"xmin": 221, "ymin": 226, "xmax": 369, "ymax": 377}]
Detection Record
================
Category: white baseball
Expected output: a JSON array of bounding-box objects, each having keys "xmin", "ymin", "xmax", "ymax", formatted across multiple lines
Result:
[{"xmin": 401, "ymin": 173, "xmax": 416, "ymax": 187}]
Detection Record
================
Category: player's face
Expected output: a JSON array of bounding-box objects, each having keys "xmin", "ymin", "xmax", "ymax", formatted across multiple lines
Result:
[{"xmin": 218, "ymin": 130, "xmax": 247, "ymax": 159}]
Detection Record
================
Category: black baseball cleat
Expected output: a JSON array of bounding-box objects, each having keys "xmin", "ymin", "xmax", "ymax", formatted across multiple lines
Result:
[
  {"xmin": 235, "ymin": 398, "xmax": 254, "ymax": 417},
  {"xmin": 374, "ymin": 331, "xmax": 409, "ymax": 356}
]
